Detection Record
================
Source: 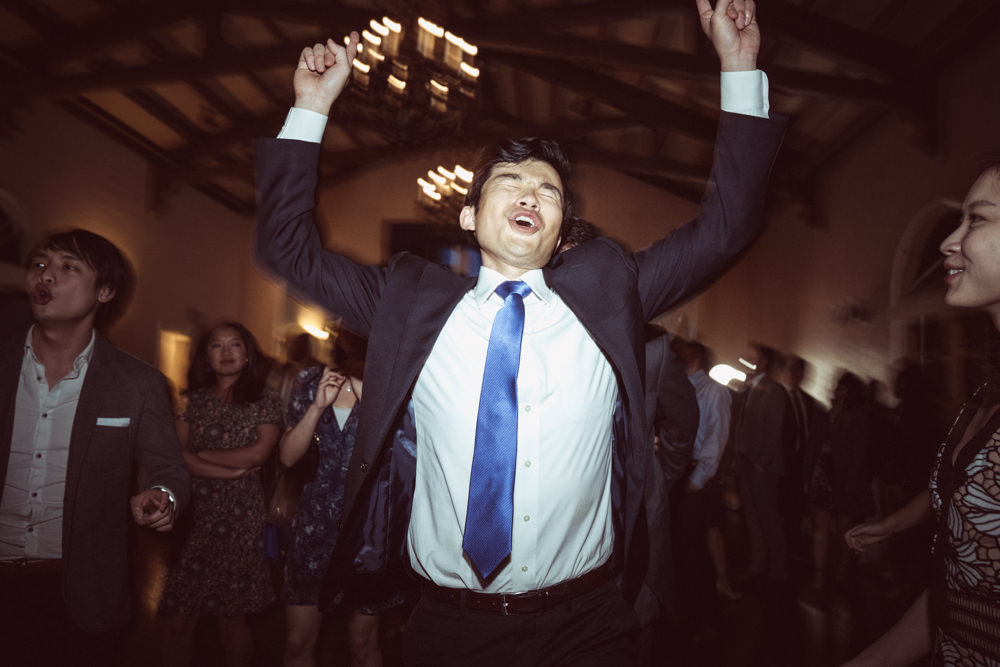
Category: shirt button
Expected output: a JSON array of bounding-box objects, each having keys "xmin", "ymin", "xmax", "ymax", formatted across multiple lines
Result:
[
  {"xmin": 524, "ymin": 460, "xmax": 531, "ymax": 468},
  {"xmin": 27, "ymin": 527, "xmax": 33, "ymax": 533},
  {"xmin": 524, "ymin": 405, "xmax": 531, "ymax": 412},
  {"xmin": 523, "ymin": 515, "xmax": 530, "ymax": 522},
  {"xmin": 31, "ymin": 492, "xmax": 37, "ymax": 498},
  {"xmin": 35, "ymin": 453, "xmax": 42, "ymax": 459},
  {"xmin": 360, "ymin": 461, "xmax": 369, "ymax": 473},
  {"xmin": 42, "ymin": 413, "xmax": 48, "ymax": 418},
  {"xmin": 521, "ymin": 565, "xmax": 528, "ymax": 573}
]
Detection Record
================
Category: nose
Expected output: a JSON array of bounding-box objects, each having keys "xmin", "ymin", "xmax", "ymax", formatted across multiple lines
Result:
[
  {"xmin": 39, "ymin": 266, "xmax": 55, "ymax": 284},
  {"xmin": 939, "ymin": 220, "xmax": 965, "ymax": 256},
  {"xmin": 518, "ymin": 188, "xmax": 539, "ymax": 210}
]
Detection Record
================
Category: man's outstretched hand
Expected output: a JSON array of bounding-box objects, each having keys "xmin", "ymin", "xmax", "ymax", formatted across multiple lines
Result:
[
  {"xmin": 293, "ymin": 31, "xmax": 361, "ymax": 115},
  {"xmin": 696, "ymin": 0, "xmax": 760, "ymax": 72}
]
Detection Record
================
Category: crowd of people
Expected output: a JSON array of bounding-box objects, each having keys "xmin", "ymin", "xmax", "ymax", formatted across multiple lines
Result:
[{"xmin": 4, "ymin": 1, "xmax": 1000, "ymax": 665}]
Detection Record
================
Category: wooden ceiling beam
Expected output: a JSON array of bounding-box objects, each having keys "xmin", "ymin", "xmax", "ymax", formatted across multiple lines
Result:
[
  {"xmin": 450, "ymin": 17, "xmax": 911, "ymax": 106},
  {"xmin": 486, "ymin": 51, "xmax": 718, "ymax": 141}
]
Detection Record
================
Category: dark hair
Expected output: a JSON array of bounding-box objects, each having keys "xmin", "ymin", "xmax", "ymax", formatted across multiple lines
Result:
[
  {"xmin": 186, "ymin": 321, "xmax": 268, "ymax": 405},
  {"xmin": 331, "ymin": 327, "xmax": 367, "ymax": 379},
  {"xmin": 834, "ymin": 371, "xmax": 866, "ymax": 408},
  {"xmin": 465, "ymin": 137, "xmax": 574, "ymax": 224},
  {"xmin": 27, "ymin": 228, "xmax": 135, "ymax": 330},
  {"xmin": 686, "ymin": 341, "xmax": 714, "ymax": 373},
  {"xmin": 751, "ymin": 343, "xmax": 778, "ymax": 373},
  {"xmin": 558, "ymin": 216, "xmax": 598, "ymax": 253}
]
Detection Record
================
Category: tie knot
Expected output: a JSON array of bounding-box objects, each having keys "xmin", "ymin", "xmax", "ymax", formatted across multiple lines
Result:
[{"xmin": 495, "ymin": 280, "xmax": 532, "ymax": 300}]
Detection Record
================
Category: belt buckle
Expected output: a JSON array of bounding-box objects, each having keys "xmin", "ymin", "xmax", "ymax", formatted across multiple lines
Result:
[{"xmin": 501, "ymin": 595, "xmax": 511, "ymax": 616}]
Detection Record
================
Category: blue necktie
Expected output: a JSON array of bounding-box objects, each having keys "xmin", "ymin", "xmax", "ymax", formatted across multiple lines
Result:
[{"xmin": 463, "ymin": 280, "xmax": 532, "ymax": 581}]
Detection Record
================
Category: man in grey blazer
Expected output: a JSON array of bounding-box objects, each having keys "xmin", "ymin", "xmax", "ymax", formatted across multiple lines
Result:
[
  {"xmin": 0, "ymin": 229, "xmax": 190, "ymax": 666},
  {"xmin": 256, "ymin": 1, "xmax": 783, "ymax": 663}
]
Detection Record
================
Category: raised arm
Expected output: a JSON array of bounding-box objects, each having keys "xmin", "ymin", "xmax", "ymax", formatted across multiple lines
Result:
[
  {"xmin": 696, "ymin": 0, "xmax": 759, "ymax": 71},
  {"xmin": 254, "ymin": 31, "xmax": 388, "ymax": 337},
  {"xmin": 279, "ymin": 367, "xmax": 347, "ymax": 468},
  {"xmin": 293, "ymin": 31, "xmax": 359, "ymax": 115}
]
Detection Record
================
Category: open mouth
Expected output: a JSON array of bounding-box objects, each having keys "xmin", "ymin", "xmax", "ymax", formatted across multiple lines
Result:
[
  {"xmin": 33, "ymin": 286, "xmax": 52, "ymax": 305},
  {"xmin": 510, "ymin": 213, "xmax": 539, "ymax": 232}
]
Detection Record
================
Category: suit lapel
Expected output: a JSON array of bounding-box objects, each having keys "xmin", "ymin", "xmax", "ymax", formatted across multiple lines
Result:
[{"xmin": 64, "ymin": 336, "xmax": 117, "ymax": 532}]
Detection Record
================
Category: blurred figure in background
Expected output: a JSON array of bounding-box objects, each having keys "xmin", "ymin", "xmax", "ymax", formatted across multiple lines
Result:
[
  {"xmin": 280, "ymin": 329, "xmax": 393, "ymax": 667},
  {"xmin": 159, "ymin": 321, "xmax": 282, "ymax": 667}
]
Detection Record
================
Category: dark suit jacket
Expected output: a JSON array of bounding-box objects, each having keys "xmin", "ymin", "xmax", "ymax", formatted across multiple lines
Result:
[
  {"xmin": 254, "ymin": 111, "xmax": 785, "ymax": 603},
  {"xmin": 0, "ymin": 330, "xmax": 190, "ymax": 632},
  {"xmin": 735, "ymin": 374, "xmax": 793, "ymax": 476}
]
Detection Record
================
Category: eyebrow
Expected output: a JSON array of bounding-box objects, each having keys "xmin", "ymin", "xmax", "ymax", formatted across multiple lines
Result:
[{"xmin": 490, "ymin": 171, "xmax": 563, "ymax": 198}]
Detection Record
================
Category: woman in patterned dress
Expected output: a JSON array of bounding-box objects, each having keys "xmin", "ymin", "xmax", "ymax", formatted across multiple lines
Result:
[
  {"xmin": 159, "ymin": 322, "xmax": 282, "ymax": 667},
  {"xmin": 843, "ymin": 165, "xmax": 1000, "ymax": 666},
  {"xmin": 280, "ymin": 330, "xmax": 385, "ymax": 667}
]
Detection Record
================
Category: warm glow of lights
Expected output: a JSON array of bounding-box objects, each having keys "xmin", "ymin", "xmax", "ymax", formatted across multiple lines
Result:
[
  {"xmin": 738, "ymin": 357, "xmax": 757, "ymax": 370},
  {"xmin": 424, "ymin": 188, "xmax": 442, "ymax": 201},
  {"xmin": 418, "ymin": 17, "xmax": 445, "ymax": 38},
  {"xmin": 451, "ymin": 183, "xmax": 468, "ymax": 196},
  {"xmin": 709, "ymin": 364, "xmax": 746, "ymax": 386},
  {"xmin": 383, "ymin": 17, "xmax": 401, "ymax": 33},
  {"xmin": 445, "ymin": 31, "xmax": 478, "ymax": 55},
  {"xmin": 352, "ymin": 59, "xmax": 370, "ymax": 73},
  {"xmin": 301, "ymin": 323, "xmax": 330, "ymax": 340},
  {"xmin": 454, "ymin": 165, "xmax": 473, "ymax": 182},
  {"xmin": 427, "ymin": 170, "xmax": 446, "ymax": 185},
  {"xmin": 369, "ymin": 50, "xmax": 385, "ymax": 63},
  {"xmin": 417, "ymin": 177, "xmax": 435, "ymax": 190},
  {"xmin": 429, "ymin": 79, "xmax": 448, "ymax": 95},
  {"xmin": 369, "ymin": 20, "xmax": 389, "ymax": 37},
  {"xmin": 387, "ymin": 75, "xmax": 406, "ymax": 91},
  {"xmin": 460, "ymin": 62, "xmax": 480, "ymax": 78},
  {"xmin": 437, "ymin": 166, "xmax": 455, "ymax": 180},
  {"xmin": 362, "ymin": 30, "xmax": 382, "ymax": 47}
]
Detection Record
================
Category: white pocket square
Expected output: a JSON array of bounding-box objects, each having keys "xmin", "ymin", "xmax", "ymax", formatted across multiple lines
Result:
[{"xmin": 96, "ymin": 417, "xmax": 130, "ymax": 427}]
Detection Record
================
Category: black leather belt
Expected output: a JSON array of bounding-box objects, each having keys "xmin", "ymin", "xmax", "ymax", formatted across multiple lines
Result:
[
  {"xmin": 422, "ymin": 562, "xmax": 613, "ymax": 615},
  {"xmin": 0, "ymin": 558, "xmax": 63, "ymax": 577}
]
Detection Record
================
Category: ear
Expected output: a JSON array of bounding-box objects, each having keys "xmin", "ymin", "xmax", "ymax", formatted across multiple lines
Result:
[
  {"xmin": 97, "ymin": 286, "xmax": 116, "ymax": 304},
  {"xmin": 459, "ymin": 206, "xmax": 476, "ymax": 232}
]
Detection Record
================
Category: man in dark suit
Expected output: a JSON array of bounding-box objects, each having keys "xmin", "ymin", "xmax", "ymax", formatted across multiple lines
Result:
[
  {"xmin": 0, "ymin": 229, "xmax": 190, "ymax": 666},
  {"xmin": 733, "ymin": 343, "xmax": 793, "ymax": 585},
  {"xmin": 255, "ymin": 1, "xmax": 783, "ymax": 663}
]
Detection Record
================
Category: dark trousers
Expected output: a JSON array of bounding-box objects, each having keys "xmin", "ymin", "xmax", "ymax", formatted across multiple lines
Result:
[
  {"xmin": 739, "ymin": 465, "xmax": 787, "ymax": 581},
  {"xmin": 402, "ymin": 580, "xmax": 639, "ymax": 666},
  {"xmin": 0, "ymin": 567, "xmax": 124, "ymax": 667}
]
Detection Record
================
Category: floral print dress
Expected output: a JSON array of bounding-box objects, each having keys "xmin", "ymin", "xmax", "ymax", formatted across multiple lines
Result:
[
  {"xmin": 929, "ymin": 383, "xmax": 1000, "ymax": 666},
  {"xmin": 159, "ymin": 387, "xmax": 282, "ymax": 616},
  {"xmin": 283, "ymin": 366, "xmax": 358, "ymax": 606}
]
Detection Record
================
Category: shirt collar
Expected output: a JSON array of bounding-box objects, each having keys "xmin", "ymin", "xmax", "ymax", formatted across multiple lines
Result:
[
  {"xmin": 472, "ymin": 265, "xmax": 552, "ymax": 305},
  {"xmin": 24, "ymin": 325, "xmax": 97, "ymax": 376}
]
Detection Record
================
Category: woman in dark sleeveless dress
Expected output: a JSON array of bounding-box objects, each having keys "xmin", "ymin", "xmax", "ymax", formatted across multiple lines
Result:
[{"xmin": 843, "ymin": 165, "xmax": 1000, "ymax": 666}]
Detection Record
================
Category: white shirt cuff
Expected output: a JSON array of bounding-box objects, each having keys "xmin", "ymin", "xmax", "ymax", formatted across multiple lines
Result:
[
  {"xmin": 277, "ymin": 107, "xmax": 328, "ymax": 143},
  {"xmin": 720, "ymin": 70, "xmax": 769, "ymax": 119}
]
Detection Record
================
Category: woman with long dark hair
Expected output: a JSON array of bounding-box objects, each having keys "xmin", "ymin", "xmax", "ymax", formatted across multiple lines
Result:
[
  {"xmin": 159, "ymin": 322, "xmax": 282, "ymax": 667},
  {"xmin": 844, "ymin": 165, "xmax": 1000, "ymax": 665}
]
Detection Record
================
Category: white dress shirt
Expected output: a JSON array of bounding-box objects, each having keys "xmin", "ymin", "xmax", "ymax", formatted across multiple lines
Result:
[
  {"xmin": 0, "ymin": 327, "xmax": 94, "ymax": 560},
  {"xmin": 409, "ymin": 267, "xmax": 617, "ymax": 592},
  {"xmin": 687, "ymin": 370, "xmax": 732, "ymax": 489}
]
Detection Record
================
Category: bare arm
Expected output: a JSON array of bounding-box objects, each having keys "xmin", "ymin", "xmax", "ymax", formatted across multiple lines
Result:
[
  {"xmin": 280, "ymin": 367, "xmax": 347, "ymax": 468},
  {"xmin": 845, "ymin": 488, "xmax": 932, "ymax": 553},
  {"xmin": 841, "ymin": 589, "xmax": 931, "ymax": 666},
  {"xmin": 197, "ymin": 423, "xmax": 282, "ymax": 469},
  {"xmin": 176, "ymin": 417, "xmax": 253, "ymax": 479}
]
